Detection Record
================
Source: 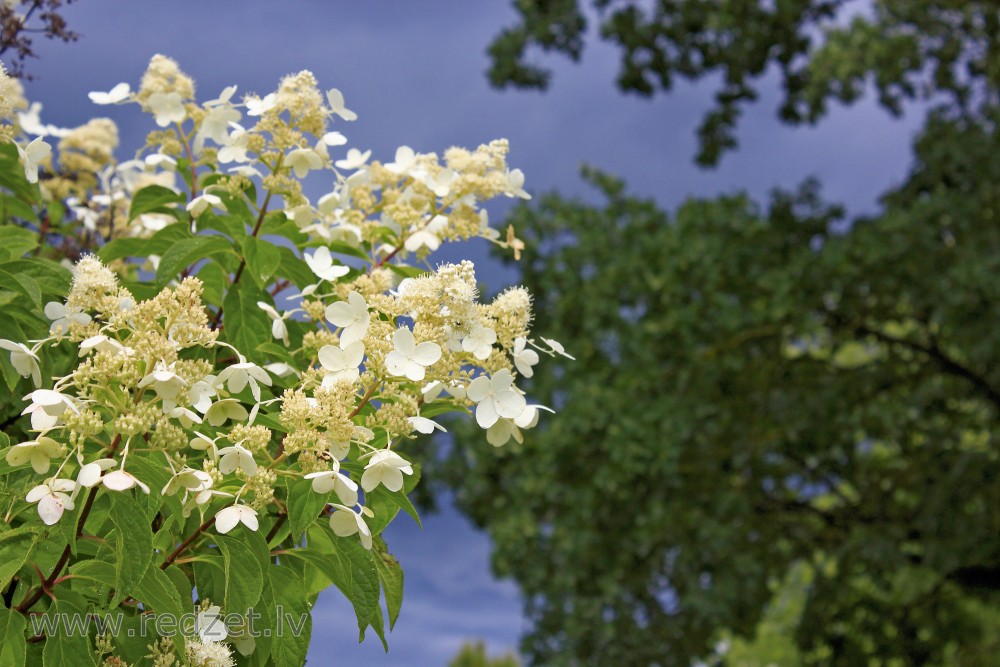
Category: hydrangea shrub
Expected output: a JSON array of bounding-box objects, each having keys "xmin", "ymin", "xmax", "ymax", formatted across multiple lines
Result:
[{"xmin": 0, "ymin": 56, "xmax": 567, "ymax": 666}]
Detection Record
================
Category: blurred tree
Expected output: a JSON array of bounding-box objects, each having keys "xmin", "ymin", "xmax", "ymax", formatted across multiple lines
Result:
[
  {"xmin": 432, "ymin": 108, "xmax": 1000, "ymax": 664},
  {"xmin": 449, "ymin": 640, "xmax": 522, "ymax": 667},
  {"xmin": 487, "ymin": 0, "xmax": 1000, "ymax": 165}
]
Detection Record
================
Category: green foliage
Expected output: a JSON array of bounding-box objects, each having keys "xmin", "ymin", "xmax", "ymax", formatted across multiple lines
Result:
[
  {"xmin": 448, "ymin": 640, "xmax": 521, "ymax": 667},
  {"xmin": 439, "ymin": 108, "xmax": 1000, "ymax": 664},
  {"xmin": 487, "ymin": 0, "xmax": 1000, "ymax": 164}
]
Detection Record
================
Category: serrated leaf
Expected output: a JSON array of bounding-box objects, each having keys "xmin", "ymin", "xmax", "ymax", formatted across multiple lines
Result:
[
  {"xmin": 267, "ymin": 566, "xmax": 311, "ymax": 667},
  {"xmin": 41, "ymin": 599, "xmax": 97, "ymax": 666},
  {"xmin": 0, "ymin": 224, "xmax": 37, "ymax": 259},
  {"xmin": 108, "ymin": 493, "xmax": 153, "ymax": 606},
  {"xmin": 134, "ymin": 565, "xmax": 186, "ymax": 654},
  {"xmin": 128, "ymin": 185, "xmax": 185, "ymax": 221},
  {"xmin": 276, "ymin": 247, "xmax": 318, "ymax": 289},
  {"xmin": 242, "ymin": 236, "xmax": 282, "ymax": 288},
  {"xmin": 97, "ymin": 238, "xmax": 151, "ymax": 263},
  {"xmin": 292, "ymin": 528, "xmax": 384, "ymax": 648},
  {"xmin": 286, "ymin": 477, "xmax": 329, "ymax": 542},
  {"xmin": 0, "ymin": 525, "xmax": 44, "ymax": 592},
  {"xmin": 0, "ymin": 194, "xmax": 37, "ymax": 223},
  {"xmin": 70, "ymin": 559, "xmax": 116, "ymax": 588},
  {"xmin": 0, "ymin": 606, "xmax": 26, "ymax": 667},
  {"xmin": 222, "ymin": 281, "xmax": 271, "ymax": 364},
  {"xmin": 155, "ymin": 236, "xmax": 236, "ymax": 285},
  {"xmin": 214, "ymin": 533, "xmax": 264, "ymax": 615},
  {"xmin": 373, "ymin": 539, "xmax": 404, "ymax": 630}
]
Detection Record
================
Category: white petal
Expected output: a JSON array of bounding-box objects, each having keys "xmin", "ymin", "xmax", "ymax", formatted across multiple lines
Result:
[
  {"xmin": 37, "ymin": 494, "xmax": 65, "ymax": 525},
  {"xmin": 215, "ymin": 507, "xmax": 240, "ymax": 534}
]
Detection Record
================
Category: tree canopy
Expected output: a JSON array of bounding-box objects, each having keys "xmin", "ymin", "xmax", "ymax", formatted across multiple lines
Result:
[
  {"xmin": 435, "ymin": 107, "xmax": 1000, "ymax": 663},
  {"xmin": 441, "ymin": 3, "xmax": 1000, "ymax": 664},
  {"xmin": 488, "ymin": 0, "xmax": 1000, "ymax": 165}
]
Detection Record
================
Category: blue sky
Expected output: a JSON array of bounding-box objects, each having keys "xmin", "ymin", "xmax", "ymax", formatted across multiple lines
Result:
[{"xmin": 16, "ymin": 1, "xmax": 926, "ymax": 664}]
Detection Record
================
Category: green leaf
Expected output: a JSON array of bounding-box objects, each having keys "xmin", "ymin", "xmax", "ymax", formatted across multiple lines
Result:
[
  {"xmin": 108, "ymin": 493, "xmax": 153, "ymax": 606},
  {"xmin": 292, "ymin": 528, "xmax": 384, "ymax": 647},
  {"xmin": 0, "ymin": 225, "xmax": 37, "ymax": 259},
  {"xmin": 97, "ymin": 238, "xmax": 151, "ymax": 263},
  {"xmin": 0, "ymin": 606, "xmax": 26, "ymax": 667},
  {"xmin": 155, "ymin": 235, "xmax": 237, "ymax": 285},
  {"xmin": 0, "ymin": 143, "xmax": 37, "ymax": 203},
  {"xmin": 267, "ymin": 566, "xmax": 311, "ymax": 667},
  {"xmin": 0, "ymin": 194, "xmax": 36, "ymax": 223},
  {"xmin": 373, "ymin": 539, "xmax": 404, "ymax": 630},
  {"xmin": 286, "ymin": 477, "xmax": 329, "ymax": 542},
  {"xmin": 134, "ymin": 565, "xmax": 186, "ymax": 654},
  {"xmin": 0, "ymin": 270, "xmax": 42, "ymax": 307},
  {"xmin": 41, "ymin": 599, "xmax": 97, "ymax": 666},
  {"xmin": 0, "ymin": 525, "xmax": 44, "ymax": 592},
  {"xmin": 198, "ymin": 260, "xmax": 228, "ymax": 307},
  {"xmin": 70, "ymin": 559, "xmax": 116, "ymax": 588},
  {"xmin": 277, "ymin": 247, "xmax": 317, "ymax": 289},
  {"xmin": 385, "ymin": 264, "xmax": 429, "ymax": 280},
  {"xmin": 0, "ymin": 259, "xmax": 70, "ymax": 297},
  {"xmin": 222, "ymin": 281, "xmax": 271, "ymax": 364},
  {"xmin": 213, "ymin": 533, "xmax": 264, "ymax": 615},
  {"xmin": 242, "ymin": 236, "xmax": 282, "ymax": 288},
  {"xmin": 128, "ymin": 185, "xmax": 185, "ymax": 221}
]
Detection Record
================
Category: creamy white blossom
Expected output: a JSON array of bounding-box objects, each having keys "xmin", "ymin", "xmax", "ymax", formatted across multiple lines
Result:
[
  {"xmin": 215, "ymin": 504, "xmax": 259, "ymax": 533},
  {"xmin": 318, "ymin": 341, "xmax": 365, "ymax": 386},
  {"xmin": 0, "ymin": 339, "xmax": 41, "ymax": 386},
  {"xmin": 325, "ymin": 291, "xmax": 370, "ymax": 347},
  {"xmin": 361, "ymin": 449, "xmax": 413, "ymax": 493},
  {"xmin": 329, "ymin": 504, "xmax": 372, "ymax": 550},
  {"xmin": 466, "ymin": 369, "xmax": 527, "ymax": 429},
  {"xmin": 17, "ymin": 137, "xmax": 51, "ymax": 183},
  {"xmin": 385, "ymin": 328, "xmax": 441, "ymax": 382},
  {"xmin": 304, "ymin": 246, "xmax": 350, "ymax": 282},
  {"xmin": 88, "ymin": 82, "xmax": 131, "ymax": 105}
]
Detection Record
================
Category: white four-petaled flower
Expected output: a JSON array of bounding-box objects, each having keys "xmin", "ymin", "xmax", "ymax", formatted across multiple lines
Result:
[
  {"xmin": 146, "ymin": 92, "xmax": 186, "ymax": 127},
  {"xmin": 44, "ymin": 301, "xmax": 91, "ymax": 335},
  {"xmin": 0, "ymin": 339, "xmax": 41, "ymax": 386},
  {"xmin": 17, "ymin": 137, "xmax": 51, "ymax": 183},
  {"xmin": 512, "ymin": 337, "xmax": 539, "ymax": 377},
  {"xmin": 360, "ymin": 449, "xmax": 413, "ymax": 493},
  {"xmin": 6, "ymin": 436, "xmax": 65, "ymax": 474},
  {"xmin": 216, "ymin": 504, "xmax": 259, "ymax": 534},
  {"xmin": 88, "ymin": 82, "xmax": 131, "ymax": 105},
  {"xmin": 26, "ymin": 479, "xmax": 76, "ymax": 525},
  {"xmin": 217, "ymin": 442, "xmax": 257, "ymax": 476},
  {"xmin": 466, "ymin": 369, "xmax": 527, "ymax": 429},
  {"xmin": 462, "ymin": 324, "xmax": 497, "ymax": 361},
  {"xmin": 407, "ymin": 416, "xmax": 446, "ymax": 435},
  {"xmin": 384, "ymin": 328, "xmax": 441, "ymax": 382},
  {"xmin": 326, "ymin": 88, "xmax": 357, "ymax": 121},
  {"xmin": 304, "ymin": 246, "xmax": 350, "ymax": 282},
  {"xmin": 328, "ymin": 504, "xmax": 372, "ymax": 550},
  {"xmin": 216, "ymin": 359, "xmax": 271, "ymax": 402},
  {"xmin": 318, "ymin": 341, "xmax": 365, "ymax": 387},
  {"xmin": 186, "ymin": 192, "xmax": 226, "ymax": 218},
  {"xmin": 102, "ymin": 469, "xmax": 151, "ymax": 494},
  {"xmin": 286, "ymin": 148, "xmax": 323, "ymax": 179},
  {"xmin": 325, "ymin": 291, "xmax": 370, "ymax": 347},
  {"xmin": 304, "ymin": 463, "xmax": 359, "ymax": 506},
  {"xmin": 21, "ymin": 389, "xmax": 78, "ymax": 431},
  {"xmin": 334, "ymin": 148, "xmax": 370, "ymax": 171},
  {"xmin": 245, "ymin": 93, "xmax": 276, "ymax": 116}
]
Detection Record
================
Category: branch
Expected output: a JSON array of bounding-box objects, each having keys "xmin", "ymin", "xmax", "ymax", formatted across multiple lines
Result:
[
  {"xmin": 160, "ymin": 514, "xmax": 215, "ymax": 570},
  {"xmin": 857, "ymin": 323, "xmax": 1000, "ymax": 411}
]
